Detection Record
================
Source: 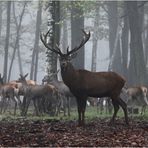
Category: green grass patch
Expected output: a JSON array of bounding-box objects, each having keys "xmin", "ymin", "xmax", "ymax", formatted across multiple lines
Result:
[{"xmin": 1, "ymin": 106, "xmax": 148, "ymax": 122}]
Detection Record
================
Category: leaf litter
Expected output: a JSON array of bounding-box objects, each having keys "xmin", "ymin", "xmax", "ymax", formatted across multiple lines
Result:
[{"xmin": 0, "ymin": 117, "xmax": 148, "ymax": 147}]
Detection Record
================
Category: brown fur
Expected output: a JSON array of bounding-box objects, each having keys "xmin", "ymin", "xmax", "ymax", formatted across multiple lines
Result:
[{"xmin": 41, "ymin": 30, "xmax": 129, "ymax": 126}]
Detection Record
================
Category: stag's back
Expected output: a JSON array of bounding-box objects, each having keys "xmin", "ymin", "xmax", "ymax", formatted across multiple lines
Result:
[{"xmin": 66, "ymin": 70, "xmax": 125, "ymax": 98}]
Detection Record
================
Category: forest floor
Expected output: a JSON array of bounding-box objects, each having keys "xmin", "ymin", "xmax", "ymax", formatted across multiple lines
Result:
[{"xmin": 0, "ymin": 117, "xmax": 148, "ymax": 147}]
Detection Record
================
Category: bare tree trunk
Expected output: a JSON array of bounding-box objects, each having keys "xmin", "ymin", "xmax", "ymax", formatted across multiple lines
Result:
[
  {"xmin": 46, "ymin": 1, "xmax": 60, "ymax": 80},
  {"xmin": 0, "ymin": 2, "xmax": 3, "ymax": 38},
  {"xmin": 126, "ymin": 1, "xmax": 147, "ymax": 85},
  {"xmin": 108, "ymin": 24, "xmax": 121, "ymax": 70},
  {"xmin": 121, "ymin": 2, "xmax": 129, "ymax": 78},
  {"xmin": 8, "ymin": 2, "xmax": 27, "ymax": 82},
  {"xmin": 107, "ymin": 1, "xmax": 118, "ymax": 59},
  {"xmin": 71, "ymin": 1, "xmax": 84, "ymax": 69},
  {"xmin": 139, "ymin": 2, "xmax": 146, "ymax": 67},
  {"xmin": 53, "ymin": 1, "xmax": 60, "ymax": 75},
  {"xmin": 3, "ymin": 1, "xmax": 11, "ymax": 83},
  {"xmin": 17, "ymin": 44, "xmax": 23, "ymax": 75},
  {"xmin": 143, "ymin": 17, "xmax": 148, "ymax": 65},
  {"xmin": 61, "ymin": 2, "xmax": 68, "ymax": 53},
  {"xmin": 107, "ymin": 1, "xmax": 123, "ymax": 74},
  {"xmin": 91, "ymin": 2, "xmax": 100, "ymax": 72},
  {"xmin": 34, "ymin": 2, "xmax": 42, "ymax": 81},
  {"xmin": 30, "ymin": 1, "xmax": 42, "ymax": 81}
]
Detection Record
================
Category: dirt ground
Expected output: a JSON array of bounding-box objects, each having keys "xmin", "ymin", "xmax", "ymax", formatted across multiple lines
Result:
[{"xmin": 0, "ymin": 117, "xmax": 148, "ymax": 147}]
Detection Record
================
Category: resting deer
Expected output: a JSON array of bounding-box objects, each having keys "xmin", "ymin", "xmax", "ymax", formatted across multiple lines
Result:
[
  {"xmin": 40, "ymin": 29, "xmax": 129, "ymax": 126},
  {"xmin": 42, "ymin": 71, "xmax": 73, "ymax": 116},
  {"xmin": 125, "ymin": 86, "xmax": 148, "ymax": 115}
]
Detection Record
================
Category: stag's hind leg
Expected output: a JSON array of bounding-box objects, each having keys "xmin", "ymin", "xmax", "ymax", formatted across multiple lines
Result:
[
  {"xmin": 67, "ymin": 97, "xmax": 71, "ymax": 116},
  {"xmin": 117, "ymin": 98, "xmax": 129, "ymax": 125}
]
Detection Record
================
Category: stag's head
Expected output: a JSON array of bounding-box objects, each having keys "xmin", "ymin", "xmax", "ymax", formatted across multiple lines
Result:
[{"xmin": 40, "ymin": 30, "xmax": 90, "ymax": 70}]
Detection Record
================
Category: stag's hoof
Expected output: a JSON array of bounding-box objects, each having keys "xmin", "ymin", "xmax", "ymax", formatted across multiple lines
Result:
[
  {"xmin": 108, "ymin": 120, "xmax": 116, "ymax": 126},
  {"xmin": 77, "ymin": 121, "xmax": 85, "ymax": 127},
  {"xmin": 125, "ymin": 121, "xmax": 130, "ymax": 127}
]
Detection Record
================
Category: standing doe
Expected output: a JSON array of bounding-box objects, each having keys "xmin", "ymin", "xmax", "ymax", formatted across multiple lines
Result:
[
  {"xmin": 125, "ymin": 86, "xmax": 148, "ymax": 115},
  {"xmin": 42, "ymin": 72, "xmax": 74, "ymax": 116},
  {"xmin": 18, "ymin": 74, "xmax": 58, "ymax": 116},
  {"xmin": 0, "ymin": 74, "xmax": 17, "ymax": 115}
]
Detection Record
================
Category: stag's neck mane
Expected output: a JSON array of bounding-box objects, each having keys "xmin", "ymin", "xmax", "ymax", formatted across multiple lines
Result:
[{"xmin": 61, "ymin": 62, "xmax": 78, "ymax": 88}]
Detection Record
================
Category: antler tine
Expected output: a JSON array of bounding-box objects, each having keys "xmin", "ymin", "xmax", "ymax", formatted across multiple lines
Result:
[
  {"xmin": 19, "ymin": 74, "xmax": 23, "ymax": 78},
  {"xmin": 40, "ymin": 31, "xmax": 62, "ymax": 55},
  {"xmin": 56, "ymin": 44, "xmax": 62, "ymax": 54},
  {"xmin": 67, "ymin": 30, "xmax": 90, "ymax": 55},
  {"xmin": 67, "ymin": 46, "xmax": 69, "ymax": 53}
]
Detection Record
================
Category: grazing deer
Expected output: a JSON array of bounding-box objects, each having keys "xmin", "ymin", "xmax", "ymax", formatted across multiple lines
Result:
[
  {"xmin": 0, "ymin": 74, "xmax": 18, "ymax": 115},
  {"xmin": 125, "ymin": 86, "xmax": 148, "ymax": 115},
  {"xmin": 8, "ymin": 74, "xmax": 37, "ymax": 114},
  {"xmin": 42, "ymin": 72, "xmax": 73, "ymax": 116},
  {"xmin": 40, "ymin": 29, "xmax": 129, "ymax": 126},
  {"xmin": 18, "ymin": 74, "xmax": 58, "ymax": 116}
]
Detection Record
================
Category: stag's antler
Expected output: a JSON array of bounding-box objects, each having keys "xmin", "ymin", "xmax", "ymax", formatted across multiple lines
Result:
[
  {"xmin": 41, "ymin": 29, "xmax": 90, "ymax": 56},
  {"xmin": 40, "ymin": 30, "xmax": 62, "ymax": 55},
  {"xmin": 67, "ymin": 29, "xmax": 90, "ymax": 56}
]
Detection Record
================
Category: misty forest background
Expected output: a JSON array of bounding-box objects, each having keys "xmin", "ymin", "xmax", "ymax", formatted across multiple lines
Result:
[{"xmin": 0, "ymin": 1, "xmax": 148, "ymax": 87}]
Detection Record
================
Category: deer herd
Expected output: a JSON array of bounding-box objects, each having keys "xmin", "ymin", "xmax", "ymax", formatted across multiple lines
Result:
[{"xmin": 0, "ymin": 30, "xmax": 148, "ymax": 127}]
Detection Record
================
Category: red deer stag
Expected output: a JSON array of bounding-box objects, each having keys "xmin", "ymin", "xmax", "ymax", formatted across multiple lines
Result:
[{"xmin": 40, "ymin": 30, "xmax": 129, "ymax": 126}]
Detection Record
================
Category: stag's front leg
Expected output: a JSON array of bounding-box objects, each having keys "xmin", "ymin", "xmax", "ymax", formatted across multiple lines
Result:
[
  {"xmin": 76, "ymin": 98, "xmax": 82, "ymax": 126},
  {"xmin": 81, "ymin": 98, "xmax": 87, "ymax": 126},
  {"xmin": 76, "ymin": 97, "xmax": 87, "ymax": 126}
]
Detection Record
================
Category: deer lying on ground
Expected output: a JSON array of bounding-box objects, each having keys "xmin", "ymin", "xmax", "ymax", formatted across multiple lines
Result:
[
  {"xmin": 40, "ymin": 29, "xmax": 129, "ymax": 126},
  {"xmin": 125, "ymin": 86, "xmax": 148, "ymax": 115},
  {"xmin": 18, "ymin": 74, "xmax": 59, "ymax": 116},
  {"xmin": 42, "ymin": 71, "xmax": 74, "ymax": 116},
  {"xmin": 0, "ymin": 74, "xmax": 18, "ymax": 115}
]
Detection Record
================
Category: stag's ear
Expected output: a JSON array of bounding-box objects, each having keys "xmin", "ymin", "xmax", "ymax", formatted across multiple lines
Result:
[
  {"xmin": 24, "ymin": 73, "xmax": 29, "ymax": 78},
  {"xmin": 70, "ymin": 52, "xmax": 77, "ymax": 59}
]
